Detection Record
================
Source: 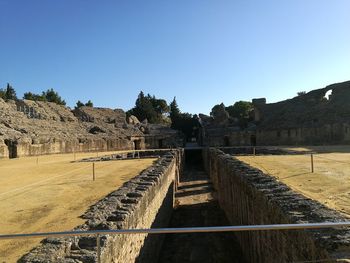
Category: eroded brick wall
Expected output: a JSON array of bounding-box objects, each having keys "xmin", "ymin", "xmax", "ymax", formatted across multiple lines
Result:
[
  {"xmin": 15, "ymin": 138, "xmax": 134, "ymax": 158},
  {"xmin": 203, "ymin": 148, "xmax": 350, "ymax": 262},
  {"xmin": 20, "ymin": 149, "xmax": 183, "ymax": 263}
]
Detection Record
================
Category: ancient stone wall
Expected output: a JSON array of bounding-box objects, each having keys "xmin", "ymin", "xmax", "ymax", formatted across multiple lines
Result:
[
  {"xmin": 14, "ymin": 138, "xmax": 134, "ymax": 158},
  {"xmin": 0, "ymin": 98, "xmax": 182, "ymax": 158},
  {"xmin": 0, "ymin": 140, "xmax": 9, "ymax": 157},
  {"xmin": 202, "ymin": 148, "xmax": 350, "ymax": 262},
  {"xmin": 252, "ymin": 81, "xmax": 350, "ymax": 146},
  {"xmin": 73, "ymin": 106, "xmax": 127, "ymax": 126},
  {"xmin": 199, "ymin": 128, "xmax": 254, "ymax": 147},
  {"xmin": 20, "ymin": 149, "xmax": 184, "ymax": 263},
  {"xmin": 256, "ymin": 124, "xmax": 350, "ymax": 145}
]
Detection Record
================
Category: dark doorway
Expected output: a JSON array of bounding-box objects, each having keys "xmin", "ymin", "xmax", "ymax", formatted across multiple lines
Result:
[
  {"xmin": 4, "ymin": 139, "xmax": 18, "ymax": 158},
  {"xmin": 185, "ymin": 149, "xmax": 203, "ymax": 169},
  {"xmin": 250, "ymin": 135, "xmax": 256, "ymax": 146},
  {"xmin": 134, "ymin": 139, "xmax": 141, "ymax": 150},
  {"xmin": 158, "ymin": 139, "xmax": 163, "ymax": 149},
  {"xmin": 224, "ymin": 136, "xmax": 230, "ymax": 146}
]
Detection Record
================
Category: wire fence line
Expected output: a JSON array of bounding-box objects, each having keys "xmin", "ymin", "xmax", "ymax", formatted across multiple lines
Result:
[
  {"xmin": 1, "ymin": 223, "xmax": 350, "ymax": 263},
  {"xmin": 313, "ymin": 154, "xmax": 350, "ymax": 164},
  {"xmin": 0, "ymin": 160, "xmax": 119, "ymax": 201},
  {"xmin": 1, "ymin": 222, "xmax": 350, "ymax": 240},
  {"xmin": 292, "ymin": 258, "xmax": 346, "ymax": 263},
  {"xmin": 239, "ymin": 152, "xmax": 350, "ymax": 175},
  {"xmin": 0, "ymin": 164, "xmax": 91, "ymax": 199}
]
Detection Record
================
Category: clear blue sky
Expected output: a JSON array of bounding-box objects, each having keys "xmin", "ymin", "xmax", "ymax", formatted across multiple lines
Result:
[{"xmin": 0, "ymin": 0, "xmax": 349, "ymax": 115}]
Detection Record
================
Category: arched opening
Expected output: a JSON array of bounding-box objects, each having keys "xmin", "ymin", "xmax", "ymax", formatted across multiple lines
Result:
[
  {"xmin": 224, "ymin": 136, "xmax": 230, "ymax": 147},
  {"xmin": 250, "ymin": 135, "xmax": 256, "ymax": 146},
  {"xmin": 133, "ymin": 139, "xmax": 141, "ymax": 150},
  {"xmin": 158, "ymin": 139, "xmax": 163, "ymax": 149},
  {"xmin": 4, "ymin": 139, "xmax": 18, "ymax": 158}
]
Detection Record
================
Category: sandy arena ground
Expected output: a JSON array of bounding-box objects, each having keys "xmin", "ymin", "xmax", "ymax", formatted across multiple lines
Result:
[
  {"xmin": 0, "ymin": 151, "xmax": 156, "ymax": 262},
  {"xmin": 237, "ymin": 151, "xmax": 350, "ymax": 219},
  {"xmin": 281, "ymin": 145, "xmax": 350, "ymax": 153}
]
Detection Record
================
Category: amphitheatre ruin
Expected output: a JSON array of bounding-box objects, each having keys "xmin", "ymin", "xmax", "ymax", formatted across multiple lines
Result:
[{"xmin": 1, "ymin": 80, "xmax": 350, "ymax": 263}]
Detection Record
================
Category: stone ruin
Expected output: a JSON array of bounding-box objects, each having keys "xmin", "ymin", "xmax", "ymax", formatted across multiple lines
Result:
[
  {"xmin": 198, "ymin": 104, "xmax": 256, "ymax": 147},
  {"xmin": 0, "ymin": 99, "xmax": 183, "ymax": 158},
  {"xmin": 199, "ymin": 80, "xmax": 350, "ymax": 147}
]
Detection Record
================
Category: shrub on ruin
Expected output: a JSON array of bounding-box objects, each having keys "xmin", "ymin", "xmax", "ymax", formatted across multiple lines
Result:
[
  {"xmin": 75, "ymin": 100, "xmax": 94, "ymax": 109},
  {"xmin": 23, "ymin": 92, "xmax": 47, "ymax": 101},
  {"xmin": 128, "ymin": 91, "xmax": 168, "ymax": 124},
  {"xmin": 225, "ymin": 101, "xmax": 253, "ymax": 120},
  {"xmin": 43, "ymin": 88, "xmax": 66, "ymax": 105},
  {"xmin": 0, "ymin": 83, "xmax": 17, "ymax": 101},
  {"xmin": 23, "ymin": 88, "xmax": 66, "ymax": 105},
  {"xmin": 85, "ymin": 100, "xmax": 93, "ymax": 107},
  {"xmin": 170, "ymin": 97, "xmax": 200, "ymax": 141}
]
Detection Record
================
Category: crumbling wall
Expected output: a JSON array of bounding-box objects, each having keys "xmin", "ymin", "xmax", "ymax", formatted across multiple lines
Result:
[
  {"xmin": 0, "ymin": 98, "xmax": 138, "ymax": 158},
  {"xmin": 200, "ymin": 128, "xmax": 254, "ymax": 147},
  {"xmin": 20, "ymin": 149, "xmax": 184, "ymax": 263},
  {"xmin": 73, "ymin": 106, "xmax": 127, "ymax": 126},
  {"xmin": 203, "ymin": 148, "xmax": 350, "ymax": 262},
  {"xmin": 256, "ymin": 123, "xmax": 350, "ymax": 146},
  {"xmin": 0, "ymin": 139, "xmax": 9, "ymax": 157},
  {"xmin": 253, "ymin": 81, "xmax": 350, "ymax": 146},
  {"xmin": 0, "ymin": 98, "xmax": 182, "ymax": 158},
  {"xmin": 12, "ymin": 138, "xmax": 134, "ymax": 158}
]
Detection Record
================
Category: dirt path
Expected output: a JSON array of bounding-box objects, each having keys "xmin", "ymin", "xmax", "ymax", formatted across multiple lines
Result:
[{"xmin": 158, "ymin": 164, "xmax": 245, "ymax": 263}]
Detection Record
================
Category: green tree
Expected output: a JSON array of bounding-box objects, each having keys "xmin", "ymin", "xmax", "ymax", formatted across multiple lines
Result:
[
  {"xmin": 169, "ymin": 97, "xmax": 181, "ymax": 129},
  {"xmin": 75, "ymin": 100, "xmax": 84, "ymax": 108},
  {"xmin": 225, "ymin": 101, "xmax": 253, "ymax": 128},
  {"xmin": 0, "ymin": 89, "xmax": 5, "ymax": 99},
  {"xmin": 23, "ymin": 92, "xmax": 46, "ymax": 101},
  {"xmin": 169, "ymin": 97, "xmax": 199, "ymax": 141},
  {"xmin": 42, "ymin": 88, "xmax": 66, "ymax": 105},
  {"xmin": 226, "ymin": 101, "xmax": 252, "ymax": 119},
  {"xmin": 149, "ymin": 96, "xmax": 169, "ymax": 115},
  {"xmin": 210, "ymin": 103, "xmax": 226, "ymax": 118},
  {"xmin": 23, "ymin": 92, "xmax": 35, "ymax": 100},
  {"xmin": 75, "ymin": 100, "xmax": 94, "ymax": 109},
  {"xmin": 85, "ymin": 100, "xmax": 93, "ymax": 107},
  {"xmin": 3, "ymin": 83, "xmax": 17, "ymax": 100},
  {"xmin": 169, "ymin": 97, "xmax": 181, "ymax": 119},
  {"xmin": 128, "ymin": 91, "xmax": 161, "ymax": 123}
]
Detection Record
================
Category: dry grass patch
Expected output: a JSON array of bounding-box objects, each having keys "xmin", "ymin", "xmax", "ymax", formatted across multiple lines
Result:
[
  {"xmin": 0, "ymin": 152, "xmax": 156, "ymax": 262},
  {"xmin": 281, "ymin": 145, "xmax": 350, "ymax": 153},
  {"xmin": 237, "ymin": 153, "xmax": 350, "ymax": 218}
]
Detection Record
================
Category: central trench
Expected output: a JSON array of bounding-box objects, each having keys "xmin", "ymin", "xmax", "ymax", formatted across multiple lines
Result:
[{"xmin": 157, "ymin": 149, "xmax": 245, "ymax": 263}]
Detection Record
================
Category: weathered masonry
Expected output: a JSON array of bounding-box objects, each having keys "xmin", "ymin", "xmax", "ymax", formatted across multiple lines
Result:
[
  {"xmin": 17, "ymin": 147, "xmax": 350, "ymax": 262},
  {"xmin": 253, "ymin": 81, "xmax": 350, "ymax": 145},
  {"xmin": 0, "ymin": 99, "xmax": 183, "ymax": 159},
  {"xmin": 203, "ymin": 148, "xmax": 350, "ymax": 262},
  {"xmin": 198, "ymin": 80, "xmax": 350, "ymax": 147},
  {"xmin": 20, "ymin": 150, "xmax": 183, "ymax": 263}
]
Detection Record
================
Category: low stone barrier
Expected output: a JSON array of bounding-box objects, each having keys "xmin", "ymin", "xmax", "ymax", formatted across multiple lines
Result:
[
  {"xmin": 203, "ymin": 148, "xmax": 350, "ymax": 262},
  {"xmin": 79, "ymin": 150, "xmax": 171, "ymax": 163},
  {"xmin": 20, "ymin": 149, "xmax": 183, "ymax": 263}
]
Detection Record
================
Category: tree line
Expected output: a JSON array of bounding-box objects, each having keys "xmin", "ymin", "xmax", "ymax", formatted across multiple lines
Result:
[
  {"xmin": 211, "ymin": 100, "xmax": 253, "ymax": 128},
  {"xmin": 0, "ymin": 83, "xmax": 93, "ymax": 108},
  {"xmin": 1, "ymin": 84, "xmax": 200, "ymax": 140},
  {"xmin": 127, "ymin": 91, "xmax": 200, "ymax": 140}
]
